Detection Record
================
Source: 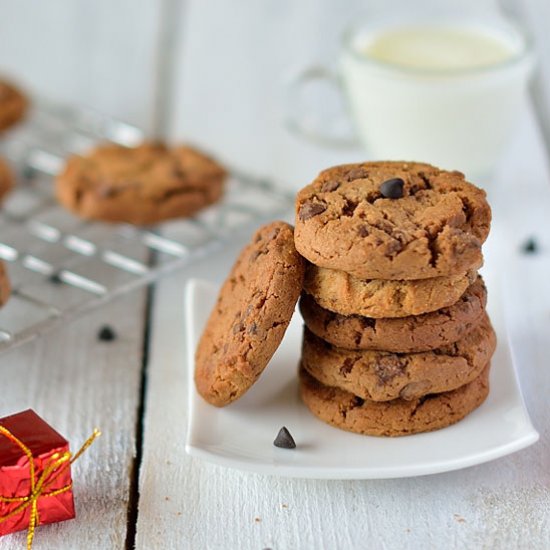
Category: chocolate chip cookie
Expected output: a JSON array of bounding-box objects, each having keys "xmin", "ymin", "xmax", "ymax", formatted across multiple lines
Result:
[
  {"xmin": 0, "ymin": 261, "xmax": 11, "ymax": 307},
  {"xmin": 56, "ymin": 143, "xmax": 227, "ymax": 225},
  {"xmin": 0, "ymin": 79, "xmax": 28, "ymax": 132},
  {"xmin": 300, "ymin": 276, "xmax": 487, "ymax": 352},
  {"xmin": 195, "ymin": 222, "xmax": 305, "ymax": 407},
  {"xmin": 0, "ymin": 157, "xmax": 15, "ymax": 204},
  {"xmin": 303, "ymin": 263, "xmax": 479, "ymax": 318},
  {"xmin": 299, "ymin": 363, "xmax": 490, "ymax": 436},
  {"xmin": 301, "ymin": 312, "xmax": 495, "ymax": 401},
  {"xmin": 295, "ymin": 161, "xmax": 491, "ymax": 280}
]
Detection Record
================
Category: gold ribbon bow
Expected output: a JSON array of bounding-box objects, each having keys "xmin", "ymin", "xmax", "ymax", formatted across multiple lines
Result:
[{"xmin": 0, "ymin": 425, "xmax": 100, "ymax": 550}]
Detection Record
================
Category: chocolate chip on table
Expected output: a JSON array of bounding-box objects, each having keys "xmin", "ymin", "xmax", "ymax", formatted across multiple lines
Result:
[
  {"xmin": 98, "ymin": 325, "xmax": 117, "ymax": 342},
  {"xmin": 273, "ymin": 426, "xmax": 296, "ymax": 449},
  {"xmin": 298, "ymin": 200, "xmax": 327, "ymax": 221},
  {"xmin": 521, "ymin": 237, "xmax": 539, "ymax": 254},
  {"xmin": 49, "ymin": 272, "xmax": 63, "ymax": 285},
  {"xmin": 380, "ymin": 178, "xmax": 405, "ymax": 199}
]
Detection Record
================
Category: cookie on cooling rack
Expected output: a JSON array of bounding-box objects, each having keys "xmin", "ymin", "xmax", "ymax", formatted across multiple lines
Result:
[
  {"xmin": 0, "ymin": 261, "xmax": 11, "ymax": 307},
  {"xmin": 0, "ymin": 79, "xmax": 28, "ymax": 133},
  {"xmin": 0, "ymin": 156, "xmax": 15, "ymax": 204},
  {"xmin": 55, "ymin": 142, "xmax": 227, "ymax": 225}
]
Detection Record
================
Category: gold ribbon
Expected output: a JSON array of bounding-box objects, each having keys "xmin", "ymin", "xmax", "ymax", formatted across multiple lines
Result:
[{"xmin": 0, "ymin": 425, "xmax": 101, "ymax": 550}]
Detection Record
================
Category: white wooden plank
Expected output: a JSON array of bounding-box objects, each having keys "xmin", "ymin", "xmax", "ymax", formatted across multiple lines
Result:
[
  {"xmin": 0, "ymin": 291, "xmax": 147, "ymax": 550},
  {"xmin": 136, "ymin": 107, "xmax": 550, "ymax": 549},
  {"xmin": 0, "ymin": 0, "xmax": 162, "ymax": 131}
]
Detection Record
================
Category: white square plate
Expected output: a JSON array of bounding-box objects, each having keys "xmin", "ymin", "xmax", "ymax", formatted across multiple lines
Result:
[{"xmin": 185, "ymin": 277, "xmax": 538, "ymax": 479}]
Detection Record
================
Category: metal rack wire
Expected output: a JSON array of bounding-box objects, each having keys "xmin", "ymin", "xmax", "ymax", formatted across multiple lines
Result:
[{"xmin": 0, "ymin": 99, "xmax": 293, "ymax": 353}]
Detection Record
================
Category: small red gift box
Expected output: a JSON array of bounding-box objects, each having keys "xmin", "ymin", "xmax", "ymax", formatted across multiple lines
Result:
[{"xmin": 0, "ymin": 409, "xmax": 75, "ymax": 537}]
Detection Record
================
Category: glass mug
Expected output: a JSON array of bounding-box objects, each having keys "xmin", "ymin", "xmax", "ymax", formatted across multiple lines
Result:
[{"xmin": 287, "ymin": 13, "xmax": 535, "ymax": 178}]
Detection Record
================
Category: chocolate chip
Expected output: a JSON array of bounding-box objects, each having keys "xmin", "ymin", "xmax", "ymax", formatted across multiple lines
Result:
[
  {"xmin": 380, "ymin": 178, "xmax": 405, "ymax": 199},
  {"xmin": 298, "ymin": 200, "xmax": 327, "ymax": 221},
  {"xmin": 320, "ymin": 180, "xmax": 340, "ymax": 193},
  {"xmin": 49, "ymin": 272, "xmax": 63, "ymax": 285},
  {"xmin": 339, "ymin": 358, "xmax": 354, "ymax": 376},
  {"xmin": 232, "ymin": 322, "xmax": 244, "ymax": 334},
  {"xmin": 273, "ymin": 426, "xmax": 296, "ymax": 449},
  {"xmin": 521, "ymin": 237, "xmax": 539, "ymax": 254},
  {"xmin": 351, "ymin": 396, "xmax": 365, "ymax": 407},
  {"xmin": 98, "ymin": 325, "xmax": 116, "ymax": 342},
  {"xmin": 357, "ymin": 225, "xmax": 369, "ymax": 237},
  {"xmin": 248, "ymin": 322, "xmax": 258, "ymax": 335},
  {"xmin": 346, "ymin": 168, "xmax": 368, "ymax": 181}
]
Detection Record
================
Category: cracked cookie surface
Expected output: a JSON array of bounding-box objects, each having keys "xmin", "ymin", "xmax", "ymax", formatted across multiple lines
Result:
[
  {"xmin": 300, "ymin": 276, "xmax": 487, "ymax": 352},
  {"xmin": 299, "ymin": 363, "xmax": 490, "ymax": 436},
  {"xmin": 0, "ymin": 80, "xmax": 27, "ymax": 132},
  {"xmin": 295, "ymin": 161, "xmax": 491, "ymax": 280},
  {"xmin": 301, "ymin": 312, "xmax": 495, "ymax": 402},
  {"xmin": 303, "ymin": 263, "xmax": 479, "ymax": 318},
  {"xmin": 56, "ymin": 142, "xmax": 227, "ymax": 224},
  {"xmin": 195, "ymin": 222, "xmax": 305, "ymax": 407}
]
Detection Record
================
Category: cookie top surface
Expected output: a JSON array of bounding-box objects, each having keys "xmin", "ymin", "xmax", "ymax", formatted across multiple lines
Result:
[
  {"xmin": 301, "ymin": 312, "xmax": 495, "ymax": 402},
  {"xmin": 300, "ymin": 275, "xmax": 488, "ymax": 352},
  {"xmin": 299, "ymin": 363, "xmax": 490, "ymax": 437},
  {"xmin": 0, "ymin": 157, "xmax": 14, "ymax": 202},
  {"xmin": 195, "ymin": 222, "xmax": 305, "ymax": 407},
  {"xmin": 303, "ymin": 263, "xmax": 479, "ymax": 318},
  {"xmin": 295, "ymin": 161, "xmax": 491, "ymax": 280},
  {"xmin": 0, "ymin": 80, "xmax": 28, "ymax": 132},
  {"xmin": 56, "ymin": 143, "xmax": 227, "ymax": 224}
]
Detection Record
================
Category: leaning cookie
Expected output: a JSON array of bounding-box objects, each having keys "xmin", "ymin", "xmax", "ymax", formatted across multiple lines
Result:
[
  {"xmin": 303, "ymin": 263, "xmax": 479, "ymax": 318},
  {"xmin": 195, "ymin": 222, "xmax": 305, "ymax": 407},
  {"xmin": 301, "ymin": 313, "xmax": 495, "ymax": 402},
  {"xmin": 56, "ymin": 143, "xmax": 227, "ymax": 225},
  {"xmin": 295, "ymin": 161, "xmax": 491, "ymax": 280},
  {"xmin": 300, "ymin": 276, "xmax": 487, "ymax": 352},
  {"xmin": 299, "ymin": 364, "xmax": 490, "ymax": 437},
  {"xmin": 0, "ymin": 157, "xmax": 15, "ymax": 204},
  {"xmin": 0, "ymin": 79, "xmax": 28, "ymax": 133}
]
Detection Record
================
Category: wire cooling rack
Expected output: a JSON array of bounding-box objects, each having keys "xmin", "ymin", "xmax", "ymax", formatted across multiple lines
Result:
[{"xmin": 0, "ymin": 99, "xmax": 293, "ymax": 353}]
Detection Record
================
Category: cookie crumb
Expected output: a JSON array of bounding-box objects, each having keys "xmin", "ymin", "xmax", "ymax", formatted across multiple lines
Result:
[
  {"xmin": 254, "ymin": 517, "xmax": 261, "ymax": 523},
  {"xmin": 521, "ymin": 237, "xmax": 539, "ymax": 254},
  {"xmin": 274, "ymin": 426, "xmax": 296, "ymax": 449},
  {"xmin": 98, "ymin": 325, "xmax": 116, "ymax": 342},
  {"xmin": 453, "ymin": 514, "xmax": 466, "ymax": 524}
]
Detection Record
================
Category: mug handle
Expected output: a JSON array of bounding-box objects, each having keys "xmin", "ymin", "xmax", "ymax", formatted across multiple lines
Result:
[{"xmin": 285, "ymin": 66, "xmax": 358, "ymax": 148}]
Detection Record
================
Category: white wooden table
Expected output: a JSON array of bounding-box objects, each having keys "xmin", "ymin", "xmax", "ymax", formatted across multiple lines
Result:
[{"xmin": 0, "ymin": 1, "xmax": 549, "ymax": 549}]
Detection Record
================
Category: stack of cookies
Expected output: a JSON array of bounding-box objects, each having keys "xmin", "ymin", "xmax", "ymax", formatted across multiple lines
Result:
[{"xmin": 294, "ymin": 161, "xmax": 496, "ymax": 436}]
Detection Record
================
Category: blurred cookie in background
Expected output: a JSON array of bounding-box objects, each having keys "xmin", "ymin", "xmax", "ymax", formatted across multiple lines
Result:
[{"xmin": 0, "ymin": 79, "xmax": 28, "ymax": 133}]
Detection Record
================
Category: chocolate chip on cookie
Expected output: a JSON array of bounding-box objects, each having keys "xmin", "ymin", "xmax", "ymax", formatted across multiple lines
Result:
[
  {"xmin": 295, "ymin": 161, "xmax": 491, "ymax": 280},
  {"xmin": 56, "ymin": 143, "xmax": 227, "ymax": 225},
  {"xmin": 195, "ymin": 222, "xmax": 305, "ymax": 407},
  {"xmin": 380, "ymin": 177, "xmax": 404, "ymax": 199}
]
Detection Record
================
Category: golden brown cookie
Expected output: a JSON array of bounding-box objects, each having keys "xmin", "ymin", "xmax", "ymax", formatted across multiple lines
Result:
[
  {"xmin": 56, "ymin": 143, "xmax": 227, "ymax": 225},
  {"xmin": 303, "ymin": 263, "xmax": 479, "ymax": 318},
  {"xmin": 0, "ymin": 157, "xmax": 15, "ymax": 204},
  {"xmin": 300, "ymin": 276, "xmax": 487, "ymax": 352},
  {"xmin": 299, "ymin": 363, "xmax": 490, "ymax": 436},
  {"xmin": 301, "ymin": 313, "xmax": 495, "ymax": 401},
  {"xmin": 0, "ymin": 80, "xmax": 28, "ymax": 132},
  {"xmin": 195, "ymin": 222, "xmax": 305, "ymax": 407},
  {"xmin": 0, "ymin": 261, "xmax": 11, "ymax": 307},
  {"xmin": 295, "ymin": 161, "xmax": 491, "ymax": 280}
]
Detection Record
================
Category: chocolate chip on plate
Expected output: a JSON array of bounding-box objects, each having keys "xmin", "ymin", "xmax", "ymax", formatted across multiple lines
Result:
[
  {"xmin": 521, "ymin": 237, "xmax": 539, "ymax": 254},
  {"xmin": 380, "ymin": 178, "xmax": 405, "ymax": 199},
  {"xmin": 273, "ymin": 426, "xmax": 296, "ymax": 449},
  {"xmin": 98, "ymin": 325, "xmax": 117, "ymax": 342}
]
